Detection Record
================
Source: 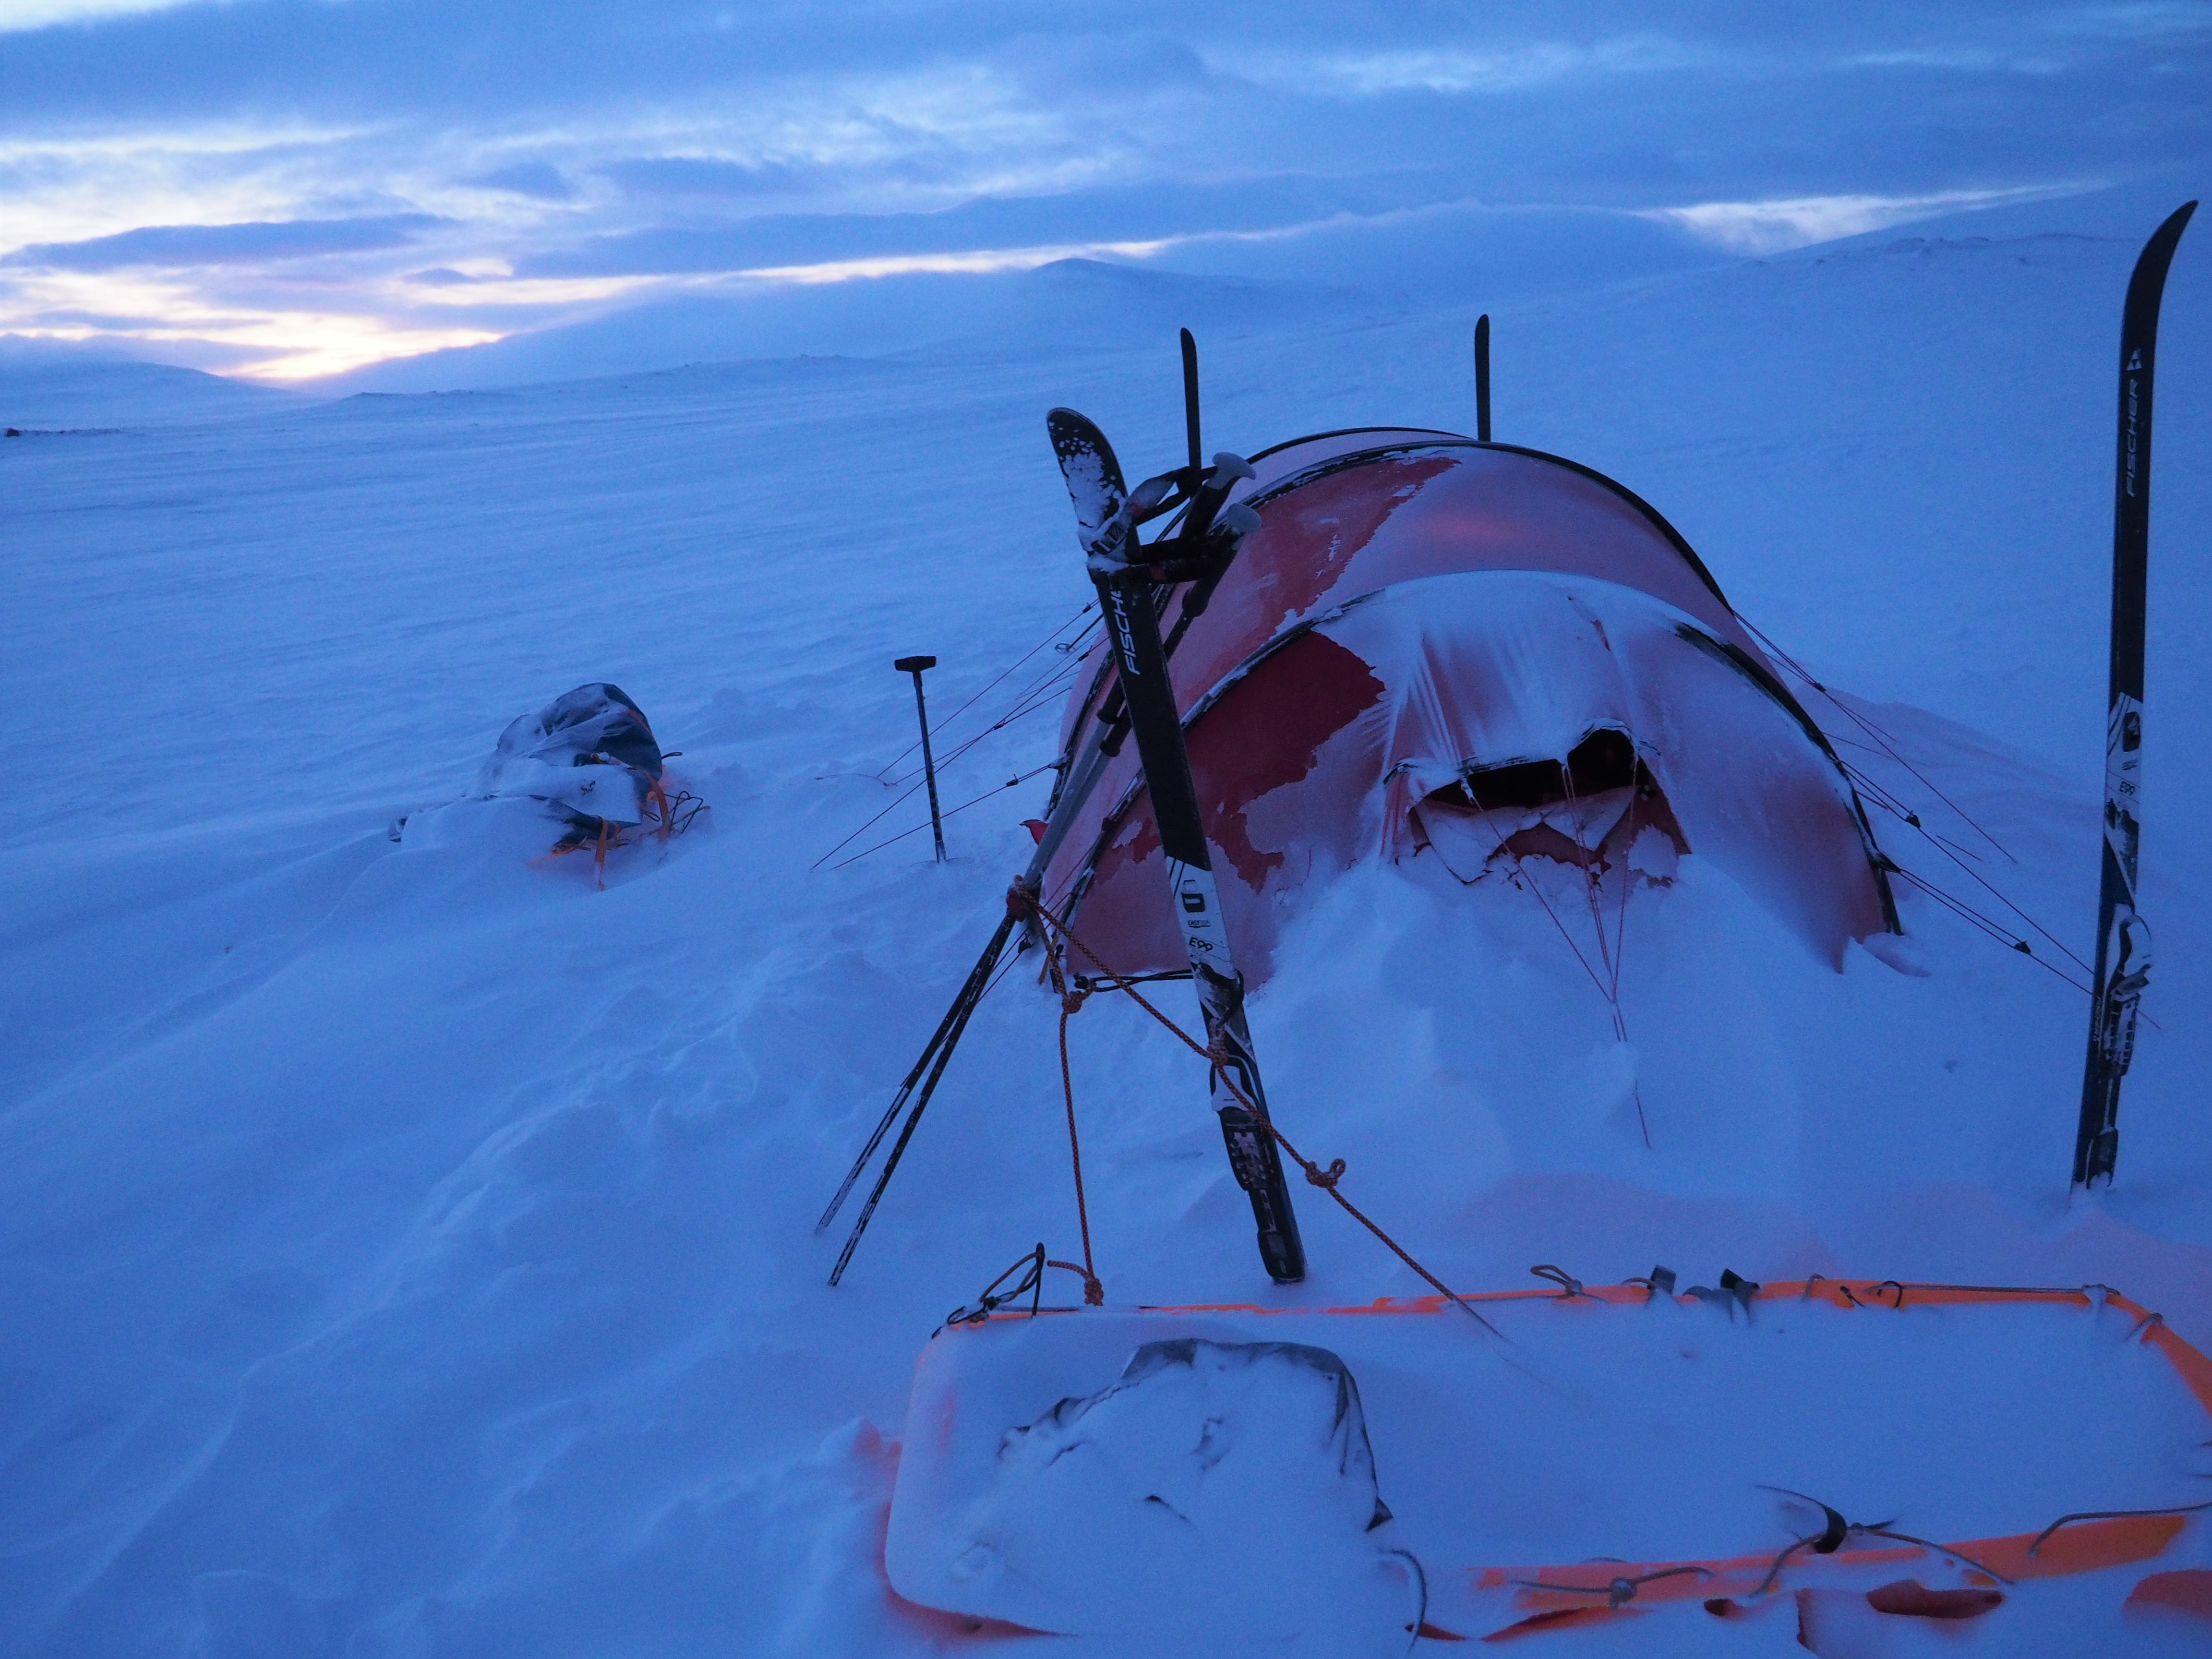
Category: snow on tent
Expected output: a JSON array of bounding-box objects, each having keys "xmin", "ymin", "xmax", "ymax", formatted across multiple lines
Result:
[
  {"xmin": 1030, "ymin": 427, "xmax": 1900, "ymax": 991},
  {"xmin": 821, "ymin": 410, "xmax": 1909, "ymax": 1289},
  {"xmin": 828, "ymin": 273, "xmax": 2212, "ymax": 1647}
]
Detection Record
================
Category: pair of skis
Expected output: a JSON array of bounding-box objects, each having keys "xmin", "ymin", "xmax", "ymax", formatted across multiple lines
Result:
[
  {"xmin": 822, "ymin": 335, "xmax": 1308, "ymax": 1286},
  {"xmin": 1045, "ymin": 407, "xmax": 1308, "ymax": 1283},
  {"xmin": 2074, "ymin": 201, "xmax": 2195, "ymax": 1190}
]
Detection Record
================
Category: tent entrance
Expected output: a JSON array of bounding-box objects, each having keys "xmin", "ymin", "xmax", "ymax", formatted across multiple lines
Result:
[{"xmin": 1411, "ymin": 727, "xmax": 1688, "ymax": 887}]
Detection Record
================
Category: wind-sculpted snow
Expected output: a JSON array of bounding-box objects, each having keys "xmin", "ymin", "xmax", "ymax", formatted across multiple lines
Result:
[
  {"xmin": 890, "ymin": 1334, "xmax": 1417, "ymax": 1647},
  {"xmin": 2, "ymin": 217, "xmax": 2211, "ymax": 1656}
]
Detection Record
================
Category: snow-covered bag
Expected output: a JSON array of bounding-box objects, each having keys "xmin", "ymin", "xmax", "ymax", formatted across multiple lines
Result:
[
  {"xmin": 474, "ymin": 682, "xmax": 665, "ymax": 842},
  {"xmin": 391, "ymin": 683, "xmax": 701, "ymax": 877}
]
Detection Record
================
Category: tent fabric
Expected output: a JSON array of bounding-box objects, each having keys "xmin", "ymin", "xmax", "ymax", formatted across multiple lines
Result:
[{"xmin": 1037, "ymin": 433, "xmax": 1897, "ymax": 985}]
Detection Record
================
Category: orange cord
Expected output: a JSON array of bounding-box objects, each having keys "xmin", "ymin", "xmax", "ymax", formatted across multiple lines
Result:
[
  {"xmin": 1044, "ymin": 938, "xmax": 1105, "ymax": 1305},
  {"xmin": 1024, "ymin": 894, "xmax": 1498, "ymax": 1335}
]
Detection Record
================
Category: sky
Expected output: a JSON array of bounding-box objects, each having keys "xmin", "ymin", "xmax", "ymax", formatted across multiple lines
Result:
[{"xmin": 1, "ymin": 0, "xmax": 2208, "ymax": 381}]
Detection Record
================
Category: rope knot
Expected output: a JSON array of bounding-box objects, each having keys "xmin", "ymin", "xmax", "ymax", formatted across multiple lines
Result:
[
  {"xmin": 1305, "ymin": 1157, "xmax": 1346, "ymax": 1190},
  {"xmin": 1046, "ymin": 1257, "xmax": 1105, "ymax": 1307},
  {"xmin": 1061, "ymin": 988, "xmax": 1088, "ymax": 1016},
  {"xmin": 1530, "ymin": 1263, "xmax": 1586, "ymax": 1298}
]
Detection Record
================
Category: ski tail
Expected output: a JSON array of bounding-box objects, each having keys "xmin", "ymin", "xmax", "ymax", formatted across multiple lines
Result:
[
  {"xmin": 1098, "ymin": 576, "xmax": 1307, "ymax": 1282},
  {"xmin": 2074, "ymin": 200, "xmax": 2195, "ymax": 1189}
]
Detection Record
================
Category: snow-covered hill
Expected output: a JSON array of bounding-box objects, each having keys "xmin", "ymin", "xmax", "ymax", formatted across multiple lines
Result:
[
  {"xmin": 4, "ymin": 197, "xmax": 2211, "ymax": 1656},
  {"xmin": 0, "ymin": 342, "xmax": 302, "ymax": 428}
]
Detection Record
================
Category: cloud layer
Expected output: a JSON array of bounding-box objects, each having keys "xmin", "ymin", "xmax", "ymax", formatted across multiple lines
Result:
[{"xmin": 1, "ymin": 1, "xmax": 2206, "ymax": 379}]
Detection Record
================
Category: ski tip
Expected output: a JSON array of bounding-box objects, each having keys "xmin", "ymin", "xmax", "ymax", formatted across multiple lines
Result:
[
  {"xmin": 2125, "ymin": 201, "xmax": 2199, "ymax": 322},
  {"xmin": 1046, "ymin": 407, "xmax": 1103, "ymax": 448},
  {"xmin": 1046, "ymin": 407, "xmax": 1120, "ymax": 473},
  {"xmin": 1046, "ymin": 407, "xmax": 1129, "ymax": 538}
]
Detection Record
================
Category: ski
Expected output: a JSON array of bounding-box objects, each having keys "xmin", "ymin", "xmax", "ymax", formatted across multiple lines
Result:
[
  {"xmin": 821, "ymin": 380, "xmax": 1270, "ymax": 1286},
  {"xmin": 2074, "ymin": 200, "xmax": 2197, "ymax": 1189},
  {"xmin": 1048, "ymin": 407, "xmax": 1308, "ymax": 1283}
]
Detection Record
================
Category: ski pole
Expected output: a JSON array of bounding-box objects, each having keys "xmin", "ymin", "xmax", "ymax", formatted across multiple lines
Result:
[{"xmin": 895, "ymin": 655, "xmax": 947, "ymax": 862}]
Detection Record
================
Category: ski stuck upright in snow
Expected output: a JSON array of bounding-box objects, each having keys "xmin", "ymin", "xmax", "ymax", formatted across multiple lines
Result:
[
  {"xmin": 2074, "ymin": 200, "xmax": 2196, "ymax": 1190},
  {"xmin": 1045, "ymin": 405, "xmax": 1307, "ymax": 1283}
]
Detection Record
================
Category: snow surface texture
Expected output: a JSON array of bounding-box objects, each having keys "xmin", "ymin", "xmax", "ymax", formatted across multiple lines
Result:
[
  {"xmin": 890, "ymin": 1334, "xmax": 1417, "ymax": 1647},
  {"xmin": 5, "ymin": 193, "xmax": 2212, "ymax": 1656}
]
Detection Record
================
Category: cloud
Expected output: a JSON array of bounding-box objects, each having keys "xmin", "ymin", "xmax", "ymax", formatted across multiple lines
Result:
[
  {"xmin": 465, "ymin": 163, "xmax": 577, "ymax": 202},
  {"xmin": 0, "ymin": 0, "xmax": 205, "ymax": 32},
  {"xmin": 0, "ymin": 3, "xmax": 2204, "ymax": 380},
  {"xmin": 731, "ymin": 239, "xmax": 1171, "ymax": 286},
  {"xmin": 1640, "ymin": 184, "xmax": 2093, "ymax": 254},
  {"xmin": 6, "ymin": 214, "xmax": 451, "ymax": 271},
  {"xmin": 0, "ymin": 260, "xmax": 504, "ymax": 377},
  {"xmin": 600, "ymin": 156, "xmax": 829, "ymax": 200},
  {"xmin": 2044, "ymin": 2, "xmax": 2212, "ymax": 39},
  {"xmin": 1233, "ymin": 35, "xmax": 1716, "ymax": 96},
  {"xmin": 517, "ymin": 174, "xmax": 1446, "ymax": 279}
]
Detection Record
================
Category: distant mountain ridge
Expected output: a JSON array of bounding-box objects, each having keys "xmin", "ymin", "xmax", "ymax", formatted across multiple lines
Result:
[
  {"xmin": 0, "ymin": 341, "xmax": 302, "ymax": 427},
  {"xmin": 309, "ymin": 259, "xmax": 1382, "ymax": 396}
]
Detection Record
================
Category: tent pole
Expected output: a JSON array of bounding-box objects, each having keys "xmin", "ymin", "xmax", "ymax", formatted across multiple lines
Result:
[
  {"xmin": 1474, "ymin": 314, "xmax": 1492, "ymax": 442},
  {"xmin": 1181, "ymin": 328, "xmax": 1202, "ymax": 476}
]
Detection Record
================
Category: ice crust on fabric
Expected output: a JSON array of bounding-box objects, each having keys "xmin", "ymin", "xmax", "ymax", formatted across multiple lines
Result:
[{"xmin": 889, "ymin": 1334, "xmax": 1420, "ymax": 1647}]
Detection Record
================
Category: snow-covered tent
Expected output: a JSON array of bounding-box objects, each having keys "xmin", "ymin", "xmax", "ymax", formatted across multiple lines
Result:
[{"xmin": 1034, "ymin": 429, "xmax": 1899, "ymax": 983}]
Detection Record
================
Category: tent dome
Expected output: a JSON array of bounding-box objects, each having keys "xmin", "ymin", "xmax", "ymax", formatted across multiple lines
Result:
[{"xmin": 1036, "ymin": 431, "xmax": 1897, "ymax": 984}]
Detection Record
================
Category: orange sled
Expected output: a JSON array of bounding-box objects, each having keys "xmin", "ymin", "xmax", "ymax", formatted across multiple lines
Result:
[{"xmin": 883, "ymin": 1277, "xmax": 2212, "ymax": 1647}]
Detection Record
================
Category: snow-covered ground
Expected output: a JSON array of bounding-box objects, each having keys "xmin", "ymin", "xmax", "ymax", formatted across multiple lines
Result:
[{"xmin": 5, "ymin": 190, "xmax": 2212, "ymax": 1655}]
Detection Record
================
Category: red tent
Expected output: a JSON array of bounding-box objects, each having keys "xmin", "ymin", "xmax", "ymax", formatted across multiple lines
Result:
[{"xmin": 1034, "ymin": 429, "xmax": 1898, "ymax": 984}]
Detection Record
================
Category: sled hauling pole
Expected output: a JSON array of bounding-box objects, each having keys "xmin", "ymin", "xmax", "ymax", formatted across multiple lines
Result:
[
  {"xmin": 895, "ymin": 655, "xmax": 947, "ymax": 862},
  {"xmin": 1474, "ymin": 314, "xmax": 1492, "ymax": 442},
  {"xmin": 1093, "ymin": 568, "xmax": 1308, "ymax": 1282},
  {"xmin": 2074, "ymin": 199, "xmax": 2195, "ymax": 1190}
]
